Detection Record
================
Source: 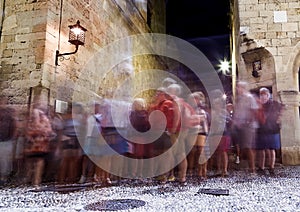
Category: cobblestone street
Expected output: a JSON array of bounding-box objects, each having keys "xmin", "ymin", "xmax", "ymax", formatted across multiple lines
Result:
[{"xmin": 0, "ymin": 165, "xmax": 299, "ymax": 211}]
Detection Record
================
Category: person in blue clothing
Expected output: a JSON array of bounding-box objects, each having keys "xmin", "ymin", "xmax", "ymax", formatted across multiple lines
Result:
[{"xmin": 256, "ymin": 87, "xmax": 284, "ymax": 176}]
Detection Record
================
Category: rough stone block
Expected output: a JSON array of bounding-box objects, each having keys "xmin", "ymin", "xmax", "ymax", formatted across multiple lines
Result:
[
  {"xmin": 288, "ymin": 2, "xmax": 300, "ymax": 9},
  {"xmin": 265, "ymin": 3, "xmax": 280, "ymax": 11},
  {"xmin": 257, "ymin": 3, "xmax": 266, "ymax": 11},
  {"xmin": 265, "ymin": 32, "xmax": 277, "ymax": 39},
  {"xmin": 276, "ymin": 31, "xmax": 288, "ymax": 38},
  {"xmin": 267, "ymin": 23, "xmax": 282, "ymax": 32},
  {"xmin": 239, "ymin": 11, "xmax": 259, "ymax": 18},
  {"xmin": 8, "ymin": 41, "xmax": 29, "ymax": 50},
  {"xmin": 252, "ymin": 23, "xmax": 268, "ymax": 32},
  {"xmin": 16, "ymin": 32, "xmax": 45, "ymax": 42},
  {"xmin": 32, "ymin": 24, "xmax": 47, "ymax": 33},
  {"xmin": 282, "ymin": 23, "xmax": 298, "ymax": 32},
  {"xmin": 250, "ymin": 17, "xmax": 264, "ymax": 24},
  {"xmin": 16, "ymin": 27, "xmax": 31, "ymax": 34},
  {"xmin": 2, "ymin": 35, "xmax": 15, "ymax": 43},
  {"xmin": 3, "ymin": 14, "xmax": 17, "ymax": 30},
  {"xmin": 252, "ymin": 32, "xmax": 266, "ymax": 39},
  {"xmin": 271, "ymin": 38, "xmax": 291, "ymax": 46},
  {"xmin": 244, "ymin": 4, "xmax": 257, "ymax": 11},
  {"xmin": 259, "ymin": 11, "xmax": 273, "ymax": 18},
  {"xmin": 2, "ymin": 49, "xmax": 13, "ymax": 58},
  {"xmin": 282, "ymin": 147, "xmax": 300, "ymax": 165}
]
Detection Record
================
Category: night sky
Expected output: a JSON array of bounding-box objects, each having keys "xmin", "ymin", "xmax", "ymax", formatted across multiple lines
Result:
[
  {"xmin": 166, "ymin": 0, "xmax": 230, "ymax": 39},
  {"xmin": 166, "ymin": 0, "xmax": 231, "ymax": 62},
  {"xmin": 166, "ymin": 0, "xmax": 232, "ymax": 100}
]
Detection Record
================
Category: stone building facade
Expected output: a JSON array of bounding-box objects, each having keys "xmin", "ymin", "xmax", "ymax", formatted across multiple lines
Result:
[
  {"xmin": 0, "ymin": 0, "xmax": 166, "ymax": 112},
  {"xmin": 236, "ymin": 0, "xmax": 300, "ymax": 165}
]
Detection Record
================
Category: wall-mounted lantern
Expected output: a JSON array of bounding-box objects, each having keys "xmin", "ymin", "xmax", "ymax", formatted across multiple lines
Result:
[
  {"xmin": 55, "ymin": 20, "xmax": 87, "ymax": 66},
  {"xmin": 252, "ymin": 60, "xmax": 262, "ymax": 78}
]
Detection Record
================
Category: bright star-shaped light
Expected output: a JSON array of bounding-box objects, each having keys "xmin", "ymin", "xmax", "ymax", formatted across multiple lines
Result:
[{"xmin": 218, "ymin": 59, "xmax": 231, "ymax": 75}]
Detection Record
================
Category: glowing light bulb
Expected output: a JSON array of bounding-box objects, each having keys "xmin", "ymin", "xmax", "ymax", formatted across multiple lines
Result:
[{"xmin": 71, "ymin": 27, "xmax": 81, "ymax": 35}]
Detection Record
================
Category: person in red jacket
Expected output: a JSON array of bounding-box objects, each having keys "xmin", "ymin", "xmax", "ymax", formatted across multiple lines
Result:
[
  {"xmin": 149, "ymin": 87, "xmax": 179, "ymax": 183},
  {"xmin": 166, "ymin": 84, "xmax": 199, "ymax": 184}
]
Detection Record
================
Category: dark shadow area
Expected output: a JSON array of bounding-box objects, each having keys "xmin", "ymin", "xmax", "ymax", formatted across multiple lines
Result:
[{"xmin": 84, "ymin": 199, "xmax": 146, "ymax": 211}]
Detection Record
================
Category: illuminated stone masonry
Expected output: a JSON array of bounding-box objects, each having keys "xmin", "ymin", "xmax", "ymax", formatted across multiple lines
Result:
[{"xmin": 238, "ymin": 0, "xmax": 300, "ymax": 165}]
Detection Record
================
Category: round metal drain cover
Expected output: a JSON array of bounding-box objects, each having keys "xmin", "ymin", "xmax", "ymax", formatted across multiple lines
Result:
[{"xmin": 84, "ymin": 199, "xmax": 146, "ymax": 211}]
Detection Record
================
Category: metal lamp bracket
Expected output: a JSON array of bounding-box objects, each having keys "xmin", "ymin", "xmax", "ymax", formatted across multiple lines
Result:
[{"xmin": 55, "ymin": 45, "xmax": 79, "ymax": 66}]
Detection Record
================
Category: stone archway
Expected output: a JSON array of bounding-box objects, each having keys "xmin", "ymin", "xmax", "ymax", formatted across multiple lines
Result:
[
  {"xmin": 277, "ymin": 43, "xmax": 300, "ymax": 165},
  {"xmin": 241, "ymin": 47, "xmax": 276, "ymax": 89},
  {"xmin": 240, "ymin": 37, "xmax": 286, "ymax": 164},
  {"xmin": 286, "ymin": 42, "xmax": 300, "ymax": 84},
  {"xmin": 239, "ymin": 36, "xmax": 278, "ymax": 96}
]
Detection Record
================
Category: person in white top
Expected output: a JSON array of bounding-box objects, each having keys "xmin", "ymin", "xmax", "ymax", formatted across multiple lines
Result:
[
  {"xmin": 232, "ymin": 81, "xmax": 259, "ymax": 175},
  {"xmin": 79, "ymin": 102, "xmax": 103, "ymax": 184}
]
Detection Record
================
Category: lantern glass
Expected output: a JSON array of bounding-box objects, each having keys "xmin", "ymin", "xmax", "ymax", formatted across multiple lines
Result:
[
  {"xmin": 68, "ymin": 20, "xmax": 87, "ymax": 46},
  {"xmin": 71, "ymin": 27, "xmax": 82, "ymax": 36}
]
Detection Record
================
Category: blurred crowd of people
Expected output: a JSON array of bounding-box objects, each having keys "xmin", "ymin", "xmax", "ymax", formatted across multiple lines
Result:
[{"xmin": 0, "ymin": 79, "xmax": 284, "ymax": 187}]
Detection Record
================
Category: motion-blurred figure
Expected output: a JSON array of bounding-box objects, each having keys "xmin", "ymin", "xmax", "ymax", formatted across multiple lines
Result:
[
  {"xmin": 232, "ymin": 81, "xmax": 259, "ymax": 175},
  {"xmin": 0, "ymin": 97, "xmax": 16, "ymax": 185},
  {"xmin": 256, "ymin": 87, "xmax": 284, "ymax": 176}
]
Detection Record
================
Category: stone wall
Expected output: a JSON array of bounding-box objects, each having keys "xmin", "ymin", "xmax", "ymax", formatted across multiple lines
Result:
[
  {"xmin": 238, "ymin": 0, "xmax": 300, "ymax": 165},
  {"xmin": 0, "ymin": 0, "xmax": 49, "ymax": 111},
  {"xmin": 0, "ymin": 0, "xmax": 166, "ymax": 112}
]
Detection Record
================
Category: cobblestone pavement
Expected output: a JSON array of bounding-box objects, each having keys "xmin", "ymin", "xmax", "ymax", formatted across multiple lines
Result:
[{"xmin": 0, "ymin": 165, "xmax": 299, "ymax": 212}]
